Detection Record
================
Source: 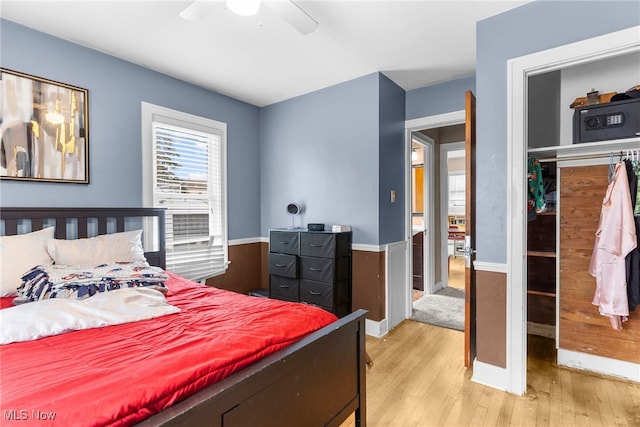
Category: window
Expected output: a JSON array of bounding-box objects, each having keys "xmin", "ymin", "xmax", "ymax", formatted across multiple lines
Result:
[{"xmin": 142, "ymin": 102, "xmax": 227, "ymax": 281}]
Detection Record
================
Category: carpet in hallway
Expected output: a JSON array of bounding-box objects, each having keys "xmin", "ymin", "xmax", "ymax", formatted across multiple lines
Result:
[{"xmin": 411, "ymin": 286, "xmax": 464, "ymax": 331}]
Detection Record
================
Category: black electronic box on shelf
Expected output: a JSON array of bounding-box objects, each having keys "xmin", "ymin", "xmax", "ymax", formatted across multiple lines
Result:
[{"xmin": 573, "ymin": 97, "xmax": 640, "ymax": 144}]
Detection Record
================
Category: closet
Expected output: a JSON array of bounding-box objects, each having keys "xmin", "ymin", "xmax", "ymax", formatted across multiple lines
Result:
[
  {"xmin": 526, "ymin": 162, "xmax": 556, "ymax": 336},
  {"xmin": 526, "ymin": 48, "xmax": 640, "ymax": 374}
]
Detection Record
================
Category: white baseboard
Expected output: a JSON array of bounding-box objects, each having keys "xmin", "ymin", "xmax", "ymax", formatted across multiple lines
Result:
[
  {"xmin": 558, "ymin": 348, "xmax": 640, "ymax": 382},
  {"xmin": 366, "ymin": 318, "xmax": 389, "ymax": 338},
  {"xmin": 471, "ymin": 358, "xmax": 508, "ymax": 392}
]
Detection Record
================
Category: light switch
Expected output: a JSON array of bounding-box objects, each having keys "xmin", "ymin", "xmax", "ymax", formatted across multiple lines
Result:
[{"xmin": 390, "ymin": 190, "xmax": 396, "ymax": 203}]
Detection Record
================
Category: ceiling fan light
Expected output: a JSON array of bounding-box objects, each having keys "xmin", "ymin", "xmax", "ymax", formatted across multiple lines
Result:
[{"xmin": 226, "ymin": 0, "xmax": 260, "ymax": 17}]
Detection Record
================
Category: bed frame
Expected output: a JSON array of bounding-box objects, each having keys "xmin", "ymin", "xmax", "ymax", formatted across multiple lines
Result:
[{"xmin": 0, "ymin": 207, "xmax": 367, "ymax": 427}]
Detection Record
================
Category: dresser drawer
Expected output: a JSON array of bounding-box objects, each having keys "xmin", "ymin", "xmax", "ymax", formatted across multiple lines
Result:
[
  {"xmin": 299, "ymin": 257, "xmax": 334, "ymax": 283},
  {"xmin": 269, "ymin": 231, "xmax": 300, "ymax": 255},
  {"xmin": 300, "ymin": 279, "xmax": 333, "ymax": 310},
  {"xmin": 299, "ymin": 256, "xmax": 350, "ymax": 282},
  {"xmin": 300, "ymin": 232, "xmax": 350, "ymax": 258},
  {"xmin": 270, "ymin": 276, "xmax": 299, "ymax": 301},
  {"xmin": 267, "ymin": 253, "xmax": 298, "ymax": 278}
]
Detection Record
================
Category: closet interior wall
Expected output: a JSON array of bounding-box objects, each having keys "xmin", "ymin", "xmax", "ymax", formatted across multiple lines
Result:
[{"xmin": 558, "ymin": 162, "xmax": 639, "ymax": 363}]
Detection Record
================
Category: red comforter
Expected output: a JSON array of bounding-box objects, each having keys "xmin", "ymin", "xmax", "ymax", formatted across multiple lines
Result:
[{"xmin": 0, "ymin": 273, "xmax": 337, "ymax": 426}]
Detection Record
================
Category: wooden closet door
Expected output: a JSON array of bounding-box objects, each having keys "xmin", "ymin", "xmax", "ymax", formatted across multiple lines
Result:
[{"xmin": 559, "ymin": 164, "xmax": 640, "ymax": 363}]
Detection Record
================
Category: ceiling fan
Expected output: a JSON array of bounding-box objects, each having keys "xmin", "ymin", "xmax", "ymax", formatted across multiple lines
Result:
[{"xmin": 179, "ymin": 0, "xmax": 319, "ymax": 35}]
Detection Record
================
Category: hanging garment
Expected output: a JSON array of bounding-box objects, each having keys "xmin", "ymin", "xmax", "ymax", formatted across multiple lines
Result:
[
  {"xmin": 528, "ymin": 158, "xmax": 545, "ymax": 213},
  {"xmin": 624, "ymin": 159, "xmax": 640, "ymax": 311},
  {"xmin": 633, "ymin": 160, "xmax": 640, "ymax": 216},
  {"xmin": 588, "ymin": 162, "xmax": 637, "ymax": 330}
]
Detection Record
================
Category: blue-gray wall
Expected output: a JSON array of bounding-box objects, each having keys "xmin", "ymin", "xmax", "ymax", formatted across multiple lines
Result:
[
  {"xmin": 475, "ymin": 0, "xmax": 640, "ymax": 264},
  {"xmin": 260, "ymin": 73, "xmax": 394, "ymax": 246},
  {"xmin": 405, "ymin": 75, "xmax": 475, "ymax": 120},
  {"xmin": 378, "ymin": 74, "xmax": 406, "ymax": 245},
  {"xmin": 0, "ymin": 19, "xmax": 262, "ymax": 241}
]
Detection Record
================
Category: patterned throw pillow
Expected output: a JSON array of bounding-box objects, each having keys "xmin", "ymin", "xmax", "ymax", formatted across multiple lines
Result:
[{"xmin": 15, "ymin": 262, "xmax": 169, "ymax": 304}]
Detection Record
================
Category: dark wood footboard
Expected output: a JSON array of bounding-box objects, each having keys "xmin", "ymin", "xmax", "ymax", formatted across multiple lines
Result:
[{"xmin": 140, "ymin": 309, "xmax": 367, "ymax": 427}]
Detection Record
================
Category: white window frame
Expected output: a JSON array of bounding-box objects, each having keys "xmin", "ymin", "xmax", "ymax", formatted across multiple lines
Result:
[{"xmin": 141, "ymin": 102, "xmax": 228, "ymax": 281}]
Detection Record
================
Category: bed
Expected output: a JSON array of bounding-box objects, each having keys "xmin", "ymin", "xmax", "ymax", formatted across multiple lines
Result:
[{"xmin": 0, "ymin": 207, "xmax": 367, "ymax": 427}]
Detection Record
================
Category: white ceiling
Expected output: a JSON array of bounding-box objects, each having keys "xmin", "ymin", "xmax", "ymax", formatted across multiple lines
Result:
[{"xmin": 0, "ymin": 0, "xmax": 527, "ymax": 107}]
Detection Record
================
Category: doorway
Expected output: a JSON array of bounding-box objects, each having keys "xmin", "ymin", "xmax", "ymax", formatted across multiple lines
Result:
[
  {"xmin": 441, "ymin": 142, "xmax": 466, "ymax": 292},
  {"xmin": 406, "ymin": 118, "xmax": 466, "ymax": 319},
  {"xmin": 409, "ymin": 134, "xmax": 434, "ymax": 304}
]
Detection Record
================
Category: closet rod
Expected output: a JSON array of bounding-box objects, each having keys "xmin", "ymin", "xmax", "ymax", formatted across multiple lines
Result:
[{"xmin": 535, "ymin": 149, "xmax": 639, "ymax": 163}]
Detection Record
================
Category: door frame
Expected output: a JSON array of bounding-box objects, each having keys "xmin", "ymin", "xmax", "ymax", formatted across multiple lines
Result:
[
  {"xmin": 410, "ymin": 132, "xmax": 435, "ymax": 297},
  {"xmin": 440, "ymin": 141, "xmax": 465, "ymax": 289},
  {"xmin": 506, "ymin": 26, "xmax": 640, "ymax": 395},
  {"xmin": 405, "ymin": 111, "xmax": 465, "ymax": 318}
]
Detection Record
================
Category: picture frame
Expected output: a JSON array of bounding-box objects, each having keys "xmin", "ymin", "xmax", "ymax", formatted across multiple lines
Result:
[{"xmin": 0, "ymin": 68, "xmax": 89, "ymax": 183}]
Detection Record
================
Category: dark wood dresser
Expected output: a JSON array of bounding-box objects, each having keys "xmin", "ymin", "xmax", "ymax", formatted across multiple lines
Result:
[{"xmin": 268, "ymin": 228, "xmax": 352, "ymax": 317}]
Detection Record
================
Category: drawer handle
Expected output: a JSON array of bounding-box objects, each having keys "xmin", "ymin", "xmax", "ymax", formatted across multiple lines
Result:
[
  {"xmin": 278, "ymin": 241, "xmax": 289, "ymax": 244},
  {"xmin": 310, "ymin": 243, "xmax": 324, "ymax": 247},
  {"xmin": 309, "ymin": 267, "xmax": 322, "ymax": 271},
  {"xmin": 275, "ymin": 263, "xmax": 287, "ymax": 267},
  {"xmin": 309, "ymin": 290, "xmax": 321, "ymax": 296},
  {"xmin": 279, "ymin": 284, "xmax": 289, "ymax": 288}
]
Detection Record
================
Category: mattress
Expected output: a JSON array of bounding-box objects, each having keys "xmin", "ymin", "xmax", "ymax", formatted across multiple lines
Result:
[{"xmin": 0, "ymin": 272, "xmax": 337, "ymax": 426}]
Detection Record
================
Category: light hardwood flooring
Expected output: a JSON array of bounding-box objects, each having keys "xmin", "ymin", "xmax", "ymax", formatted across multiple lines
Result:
[
  {"xmin": 342, "ymin": 320, "xmax": 640, "ymax": 427},
  {"xmin": 448, "ymin": 257, "xmax": 464, "ymax": 290}
]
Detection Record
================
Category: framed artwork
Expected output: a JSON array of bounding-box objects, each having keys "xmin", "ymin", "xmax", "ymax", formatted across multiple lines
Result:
[{"xmin": 0, "ymin": 68, "xmax": 89, "ymax": 183}]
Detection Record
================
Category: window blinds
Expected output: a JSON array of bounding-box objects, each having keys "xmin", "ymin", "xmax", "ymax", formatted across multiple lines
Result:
[{"xmin": 152, "ymin": 122, "xmax": 226, "ymax": 281}]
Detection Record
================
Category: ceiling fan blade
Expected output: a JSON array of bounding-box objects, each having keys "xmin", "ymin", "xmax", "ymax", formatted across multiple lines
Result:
[
  {"xmin": 178, "ymin": 0, "xmax": 213, "ymax": 21},
  {"xmin": 263, "ymin": 1, "xmax": 318, "ymax": 35}
]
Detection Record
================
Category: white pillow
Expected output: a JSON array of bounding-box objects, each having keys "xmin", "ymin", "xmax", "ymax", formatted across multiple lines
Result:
[
  {"xmin": 46, "ymin": 229, "xmax": 147, "ymax": 266},
  {"xmin": 0, "ymin": 227, "xmax": 55, "ymax": 297}
]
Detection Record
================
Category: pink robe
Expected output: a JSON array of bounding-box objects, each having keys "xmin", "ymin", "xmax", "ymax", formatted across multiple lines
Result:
[{"xmin": 588, "ymin": 162, "xmax": 637, "ymax": 330}]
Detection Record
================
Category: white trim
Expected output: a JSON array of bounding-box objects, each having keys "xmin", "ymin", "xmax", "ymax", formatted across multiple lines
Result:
[
  {"xmin": 557, "ymin": 349, "xmax": 640, "ymax": 382},
  {"xmin": 471, "ymin": 358, "xmax": 508, "ymax": 391},
  {"xmin": 229, "ymin": 237, "xmax": 263, "ymax": 246},
  {"xmin": 507, "ymin": 25, "xmax": 640, "ymax": 396},
  {"xmin": 141, "ymin": 101, "xmax": 229, "ymax": 281},
  {"xmin": 410, "ymin": 133, "xmax": 435, "ymax": 296},
  {"xmin": 405, "ymin": 110, "xmax": 466, "ymax": 130},
  {"xmin": 239, "ymin": 237, "xmax": 390, "ymax": 250},
  {"xmin": 473, "ymin": 261, "xmax": 507, "ymax": 274},
  {"xmin": 352, "ymin": 243, "xmax": 384, "ymax": 252},
  {"xmin": 366, "ymin": 318, "xmax": 389, "ymax": 338},
  {"xmin": 385, "ymin": 240, "xmax": 409, "ymax": 330}
]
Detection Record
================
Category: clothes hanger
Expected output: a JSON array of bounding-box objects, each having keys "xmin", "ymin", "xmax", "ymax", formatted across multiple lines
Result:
[{"xmin": 608, "ymin": 152, "xmax": 616, "ymax": 182}]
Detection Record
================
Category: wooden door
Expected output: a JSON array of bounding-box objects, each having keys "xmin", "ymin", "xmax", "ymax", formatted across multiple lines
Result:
[{"xmin": 464, "ymin": 90, "xmax": 477, "ymax": 367}]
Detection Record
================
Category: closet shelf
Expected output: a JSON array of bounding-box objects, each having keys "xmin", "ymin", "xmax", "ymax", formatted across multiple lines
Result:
[
  {"xmin": 527, "ymin": 136, "xmax": 640, "ymax": 160},
  {"xmin": 527, "ymin": 290, "xmax": 556, "ymax": 298},
  {"xmin": 527, "ymin": 250, "xmax": 556, "ymax": 258}
]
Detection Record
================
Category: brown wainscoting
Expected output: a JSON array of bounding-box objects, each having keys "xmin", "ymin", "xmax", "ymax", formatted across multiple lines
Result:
[
  {"xmin": 352, "ymin": 249, "xmax": 386, "ymax": 322},
  {"xmin": 475, "ymin": 270, "xmax": 507, "ymax": 368},
  {"xmin": 206, "ymin": 241, "xmax": 264, "ymax": 295},
  {"xmin": 209, "ymin": 242, "xmax": 387, "ymax": 322}
]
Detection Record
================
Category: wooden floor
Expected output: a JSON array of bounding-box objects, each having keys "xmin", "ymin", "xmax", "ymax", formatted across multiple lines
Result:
[
  {"xmin": 342, "ymin": 320, "xmax": 640, "ymax": 427},
  {"xmin": 448, "ymin": 257, "xmax": 464, "ymax": 289}
]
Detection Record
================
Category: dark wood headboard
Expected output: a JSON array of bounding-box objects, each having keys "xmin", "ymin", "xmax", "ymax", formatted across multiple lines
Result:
[{"xmin": 0, "ymin": 208, "xmax": 166, "ymax": 269}]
